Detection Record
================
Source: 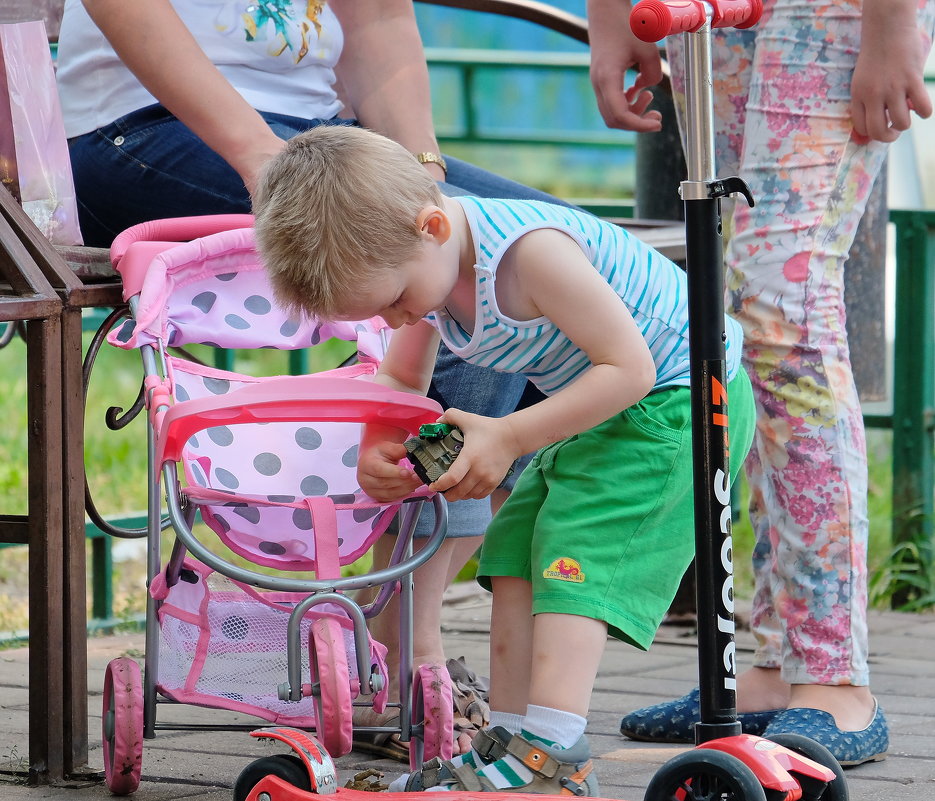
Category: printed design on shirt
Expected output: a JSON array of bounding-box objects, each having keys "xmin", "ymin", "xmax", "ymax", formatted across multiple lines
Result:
[
  {"xmin": 543, "ymin": 558, "xmax": 585, "ymax": 583},
  {"xmin": 238, "ymin": 0, "xmax": 325, "ymax": 62}
]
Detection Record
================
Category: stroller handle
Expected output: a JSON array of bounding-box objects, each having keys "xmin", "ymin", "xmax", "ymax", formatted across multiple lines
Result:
[
  {"xmin": 154, "ymin": 374, "xmax": 443, "ymax": 467},
  {"xmin": 630, "ymin": 0, "xmax": 762, "ymax": 42},
  {"xmin": 110, "ymin": 214, "xmax": 255, "ymax": 266}
]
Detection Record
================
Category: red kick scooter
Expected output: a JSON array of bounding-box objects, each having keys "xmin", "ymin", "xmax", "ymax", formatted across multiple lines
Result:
[{"xmin": 233, "ymin": 2, "xmax": 848, "ymax": 798}]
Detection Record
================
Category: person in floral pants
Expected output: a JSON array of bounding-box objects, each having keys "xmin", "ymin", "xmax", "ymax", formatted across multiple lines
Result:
[{"xmin": 587, "ymin": 0, "xmax": 935, "ymax": 765}]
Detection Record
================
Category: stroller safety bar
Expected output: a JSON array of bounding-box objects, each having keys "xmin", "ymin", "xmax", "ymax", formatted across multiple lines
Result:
[
  {"xmin": 154, "ymin": 375, "xmax": 443, "ymax": 466},
  {"xmin": 110, "ymin": 213, "xmax": 255, "ymax": 264}
]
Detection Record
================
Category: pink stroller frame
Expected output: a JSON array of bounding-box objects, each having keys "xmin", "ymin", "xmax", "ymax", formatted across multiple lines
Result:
[{"xmin": 99, "ymin": 214, "xmax": 454, "ymax": 795}]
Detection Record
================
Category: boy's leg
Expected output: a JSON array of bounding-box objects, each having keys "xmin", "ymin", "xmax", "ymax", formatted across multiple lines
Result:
[
  {"xmin": 488, "ymin": 577, "xmax": 534, "ymax": 716},
  {"xmin": 527, "ymin": 612, "xmax": 608, "ymax": 720}
]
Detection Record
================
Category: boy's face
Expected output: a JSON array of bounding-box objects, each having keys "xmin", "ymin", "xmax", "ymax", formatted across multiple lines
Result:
[{"xmin": 336, "ymin": 240, "xmax": 457, "ymax": 329}]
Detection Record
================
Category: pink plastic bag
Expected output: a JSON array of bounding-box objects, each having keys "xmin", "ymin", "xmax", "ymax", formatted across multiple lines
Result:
[{"xmin": 0, "ymin": 20, "xmax": 82, "ymax": 245}]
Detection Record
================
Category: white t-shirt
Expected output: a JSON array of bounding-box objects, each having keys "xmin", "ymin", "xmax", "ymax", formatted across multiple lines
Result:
[{"xmin": 56, "ymin": 0, "xmax": 345, "ymax": 138}]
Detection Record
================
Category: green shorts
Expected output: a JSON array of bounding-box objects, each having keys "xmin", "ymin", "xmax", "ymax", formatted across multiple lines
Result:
[{"xmin": 478, "ymin": 369, "xmax": 755, "ymax": 649}]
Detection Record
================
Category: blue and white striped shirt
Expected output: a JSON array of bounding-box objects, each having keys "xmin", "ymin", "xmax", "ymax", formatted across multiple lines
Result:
[{"xmin": 426, "ymin": 197, "xmax": 742, "ymax": 396}]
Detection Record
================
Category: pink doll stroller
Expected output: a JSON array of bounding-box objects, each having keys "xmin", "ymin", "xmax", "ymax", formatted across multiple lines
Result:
[{"xmin": 99, "ymin": 215, "xmax": 454, "ymax": 795}]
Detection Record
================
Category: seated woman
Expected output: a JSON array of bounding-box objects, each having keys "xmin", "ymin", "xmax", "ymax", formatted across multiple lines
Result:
[{"xmin": 56, "ymin": 0, "xmax": 562, "ymax": 760}]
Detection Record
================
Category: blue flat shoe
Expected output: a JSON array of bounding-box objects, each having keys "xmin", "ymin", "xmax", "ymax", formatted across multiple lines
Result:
[
  {"xmin": 619, "ymin": 687, "xmax": 782, "ymax": 743},
  {"xmin": 762, "ymin": 700, "xmax": 888, "ymax": 767}
]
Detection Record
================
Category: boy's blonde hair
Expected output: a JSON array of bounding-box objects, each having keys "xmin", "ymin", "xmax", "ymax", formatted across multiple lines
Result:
[{"xmin": 253, "ymin": 125, "xmax": 443, "ymax": 321}]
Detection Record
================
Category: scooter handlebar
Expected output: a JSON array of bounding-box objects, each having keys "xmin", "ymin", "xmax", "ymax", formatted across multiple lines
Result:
[{"xmin": 629, "ymin": 0, "xmax": 762, "ymax": 42}]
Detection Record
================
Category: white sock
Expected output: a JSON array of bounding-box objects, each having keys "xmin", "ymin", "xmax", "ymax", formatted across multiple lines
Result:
[
  {"xmin": 522, "ymin": 704, "xmax": 587, "ymax": 749},
  {"xmin": 489, "ymin": 710, "xmax": 524, "ymax": 734}
]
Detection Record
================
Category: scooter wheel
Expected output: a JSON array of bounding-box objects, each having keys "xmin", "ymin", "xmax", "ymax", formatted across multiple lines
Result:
[
  {"xmin": 310, "ymin": 617, "xmax": 353, "ymax": 757},
  {"xmin": 102, "ymin": 657, "xmax": 144, "ymax": 795},
  {"xmin": 233, "ymin": 754, "xmax": 312, "ymax": 801},
  {"xmin": 765, "ymin": 733, "xmax": 848, "ymax": 801},
  {"xmin": 409, "ymin": 662, "xmax": 454, "ymax": 771},
  {"xmin": 645, "ymin": 748, "xmax": 767, "ymax": 801}
]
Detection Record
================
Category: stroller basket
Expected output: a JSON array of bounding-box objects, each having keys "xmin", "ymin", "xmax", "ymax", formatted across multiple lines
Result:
[{"xmin": 151, "ymin": 559, "xmax": 388, "ymax": 726}]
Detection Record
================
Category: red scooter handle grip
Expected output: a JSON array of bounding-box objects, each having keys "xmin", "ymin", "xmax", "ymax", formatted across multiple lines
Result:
[{"xmin": 630, "ymin": 0, "xmax": 762, "ymax": 42}]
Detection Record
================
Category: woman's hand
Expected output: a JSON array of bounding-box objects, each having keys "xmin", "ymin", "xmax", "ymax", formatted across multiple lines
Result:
[
  {"xmin": 587, "ymin": 0, "xmax": 665, "ymax": 132},
  {"xmin": 851, "ymin": 1, "xmax": 932, "ymax": 143}
]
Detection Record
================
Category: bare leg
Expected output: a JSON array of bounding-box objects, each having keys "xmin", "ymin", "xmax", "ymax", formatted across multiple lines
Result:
[
  {"xmin": 488, "ymin": 576, "xmax": 534, "ymax": 715},
  {"xmin": 528, "ymin": 613, "xmax": 607, "ymax": 718},
  {"xmin": 489, "ymin": 578, "xmax": 608, "ymax": 720}
]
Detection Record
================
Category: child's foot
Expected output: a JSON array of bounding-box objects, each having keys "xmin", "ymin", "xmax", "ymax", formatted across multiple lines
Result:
[
  {"xmin": 388, "ymin": 726, "xmax": 514, "ymax": 792},
  {"xmin": 425, "ymin": 731, "xmax": 599, "ymax": 796}
]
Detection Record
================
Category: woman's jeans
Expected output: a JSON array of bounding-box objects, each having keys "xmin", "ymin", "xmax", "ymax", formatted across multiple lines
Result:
[{"xmin": 67, "ymin": 104, "xmax": 564, "ymax": 247}]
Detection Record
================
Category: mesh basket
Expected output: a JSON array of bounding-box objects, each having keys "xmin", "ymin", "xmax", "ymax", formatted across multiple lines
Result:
[{"xmin": 152, "ymin": 560, "xmax": 388, "ymax": 726}]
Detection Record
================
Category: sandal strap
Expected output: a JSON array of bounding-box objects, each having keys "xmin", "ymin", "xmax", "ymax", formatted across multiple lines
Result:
[
  {"xmin": 473, "ymin": 727, "xmax": 510, "ymax": 761},
  {"xmin": 505, "ymin": 735, "xmax": 562, "ymax": 778},
  {"xmin": 451, "ymin": 762, "xmax": 486, "ymax": 791},
  {"xmin": 559, "ymin": 762, "xmax": 595, "ymax": 796}
]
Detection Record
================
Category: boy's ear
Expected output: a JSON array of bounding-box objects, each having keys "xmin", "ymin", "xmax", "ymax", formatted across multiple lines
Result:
[{"xmin": 416, "ymin": 206, "xmax": 451, "ymax": 243}]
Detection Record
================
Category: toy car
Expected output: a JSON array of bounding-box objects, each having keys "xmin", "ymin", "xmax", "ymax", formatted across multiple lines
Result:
[{"xmin": 404, "ymin": 423, "xmax": 464, "ymax": 484}]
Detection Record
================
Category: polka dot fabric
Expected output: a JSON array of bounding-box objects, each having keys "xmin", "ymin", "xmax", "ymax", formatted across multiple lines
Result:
[
  {"xmin": 109, "ymin": 226, "xmax": 408, "ymax": 571},
  {"xmin": 107, "ymin": 227, "xmax": 388, "ymax": 365}
]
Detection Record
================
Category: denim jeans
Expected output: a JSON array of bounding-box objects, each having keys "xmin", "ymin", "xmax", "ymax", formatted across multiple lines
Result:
[
  {"xmin": 69, "ymin": 103, "xmax": 550, "ymax": 536},
  {"xmin": 67, "ymin": 103, "xmax": 567, "ymax": 248}
]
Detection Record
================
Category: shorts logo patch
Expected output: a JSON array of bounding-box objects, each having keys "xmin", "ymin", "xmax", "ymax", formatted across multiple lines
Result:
[{"xmin": 543, "ymin": 558, "xmax": 584, "ymax": 583}]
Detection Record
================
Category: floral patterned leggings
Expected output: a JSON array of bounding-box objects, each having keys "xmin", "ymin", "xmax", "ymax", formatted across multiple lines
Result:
[{"xmin": 667, "ymin": 0, "xmax": 935, "ymax": 685}]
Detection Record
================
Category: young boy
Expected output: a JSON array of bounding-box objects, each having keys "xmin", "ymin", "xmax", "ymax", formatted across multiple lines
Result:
[{"xmin": 253, "ymin": 125, "xmax": 756, "ymax": 795}]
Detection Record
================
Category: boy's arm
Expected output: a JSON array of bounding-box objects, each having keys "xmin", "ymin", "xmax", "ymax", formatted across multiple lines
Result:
[
  {"xmin": 434, "ymin": 229, "xmax": 657, "ymax": 501},
  {"xmin": 358, "ymin": 321, "xmax": 442, "ymax": 501}
]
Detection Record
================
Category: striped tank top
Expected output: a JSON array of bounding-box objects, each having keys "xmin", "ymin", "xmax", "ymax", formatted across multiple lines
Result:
[{"xmin": 426, "ymin": 197, "xmax": 743, "ymax": 396}]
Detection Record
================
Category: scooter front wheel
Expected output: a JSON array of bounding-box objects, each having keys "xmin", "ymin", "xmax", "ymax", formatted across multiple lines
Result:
[
  {"xmin": 645, "ymin": 748, "xmax": 768, "ymax": 801},
  {"xmin": 102, "ymin": 656, "xmax": 144, "ymax": 795},
  {"xmin": 233, "ymin": 754, "xmax": 312, "ymax": 801}
]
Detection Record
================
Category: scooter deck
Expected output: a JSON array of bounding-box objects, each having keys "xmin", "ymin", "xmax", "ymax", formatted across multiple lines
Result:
[{"xmin": 246, "ymin": 778, "xmax": 627, "ymax": 801}]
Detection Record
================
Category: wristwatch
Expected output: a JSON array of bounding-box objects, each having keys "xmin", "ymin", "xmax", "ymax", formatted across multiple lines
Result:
[{"xmin": 414, "ymin": 151, "xmax": 448, "ymax": 176}]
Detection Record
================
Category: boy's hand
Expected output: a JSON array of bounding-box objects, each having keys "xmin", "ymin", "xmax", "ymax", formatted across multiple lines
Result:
[
  {"xmin": 357, "ymin": 439, "xmax": 423, "ymax": 502},
  {"xmin": 426, "ymin": 409, "xmax": 521, "ymax": 501}
]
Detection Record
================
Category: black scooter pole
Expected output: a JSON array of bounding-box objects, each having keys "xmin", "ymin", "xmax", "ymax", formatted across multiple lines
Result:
[{"xmin": 672, "ymin": 9, "xmax": 756, "ymax": 745}]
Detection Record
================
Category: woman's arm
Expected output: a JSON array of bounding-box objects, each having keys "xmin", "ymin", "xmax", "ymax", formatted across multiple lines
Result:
[
  {"xmin": 81, "ymin": 0, "xmax": 285, "ymax": 191},
  {"xmin": 329, "ymin": 0, "xmax": 447, "ymax": 181},
  {"xmin": 852, "ymin": 0, "xmax": 933, "ymax": 142},
  {"xmin": 586, "ymin": 0, "xmax": 665, "ymax": 132}
]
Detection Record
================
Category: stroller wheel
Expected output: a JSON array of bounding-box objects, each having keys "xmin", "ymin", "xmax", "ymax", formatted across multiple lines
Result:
[
  {"xmin": 102, "ymin": 657, "xmax": 144, "ymax": 795},
  {"xmin": 645, "ymin": 748, "xmax": 767, "ymax": 801},
  {"xmin": 233, "ymin": 754, "xmax": 312, "ymax": 801},
  {"xmin": 410, "ymin": 662, "xmax": 454, "ymax": 771},
  {"xmin": 310, "ymin": 617, "xmax": 353, "ymax": 757}
]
